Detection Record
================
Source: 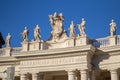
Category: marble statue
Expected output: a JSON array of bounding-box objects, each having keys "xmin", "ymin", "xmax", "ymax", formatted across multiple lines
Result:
[
  {"xmin": 34, "ymin": 25, "xmax": 41, "ymax": 41},
  {"xmin": 78, "ymin": 18, "xmax": 86, "ymax": 36},
  {"xmin": 22, "ymin": 27, "xmax": 29, "ymax": 42},
  {"xmin": 69, "ymin": 21, "xmax": 76, "ymax": 37},
  {"xmin": 49, "ymin": 12, "xmax": 67, "ymax": 42},
  {"xmin": 109, "ymin": 19, "xmax": 117, "ymax": 36},
  {"xmin": 6, "ymin": 33, "xmax": 11, "ymax": 48}
]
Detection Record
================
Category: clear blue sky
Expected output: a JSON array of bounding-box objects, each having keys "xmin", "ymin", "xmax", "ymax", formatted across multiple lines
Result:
[{"xmin": 0, "ymin": 0, "xmax": 120, "ymax": 47}]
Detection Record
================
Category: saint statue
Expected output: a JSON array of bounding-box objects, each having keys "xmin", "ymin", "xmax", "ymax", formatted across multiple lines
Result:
[
  {"xmin": 49, "ymin": 12, "xmax": 66, "ymax": 42},
  {"xmin": 78, "ymin": 18, "xmax": 86, "ymax": 36},
  {"xmin": 6, "ymin": 33, "xmax": 11, "ymax": 48},
  {"xmin": 34, "ymin": 25, "xmax": 41, "ymax": 41},
  {"xmin": 109, "ymin": 19, "xmax": 117, "ymax": 36},
  {"xmin": 69, "ymin": 21, "xmax": 76, "ymax": 37},
  {"xmin": 22, "ymin": 27, "xmax": 29, "ymax": 42}
]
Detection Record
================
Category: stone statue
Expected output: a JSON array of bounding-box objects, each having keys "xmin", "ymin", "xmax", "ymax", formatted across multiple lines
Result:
[
  {"xmin": 109, "ymin": 19, "xmax": 117, "ymax": 36},
  {"xmin": 34, "ymin": 25, "xmax": 41, "ymax": 41},
  {"xmin": 69, "ymin": 21, "xmax": 76, "ymax": 37},
  {"xmin": 49, "ymin": 12, "xmax": 67, "ymax": 42},
  {"xmin": 22, "ymin": 27, "xmax": 29, "ymax": 42},
  {"xmin": 6, "ymin": 33, "xmax": 11, "ymax": 48},
  {"xmin": 78, "ymin": 18, "xmax": 86, "ymax": 36}
]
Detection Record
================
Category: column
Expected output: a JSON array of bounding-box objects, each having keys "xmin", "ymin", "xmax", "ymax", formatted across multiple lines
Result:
[
  {"xmin": 32, "ymin": 73, "xmax": 38, "ymax": 80},
  {"xmin": 91, "ymin": 71, "xmax": 96, "ymax": 80},
  {"xmin": 110, "ymin": 69, "xmax": 118, "ymax": 80},
  {"xmin": 20, "ymin": 74, "xmax": 26, "ymax": 80},
  {"xmin": 68, "ymin": 70, "xmax": 76, "ymax": 80},
  {"xmin": 2, "ymin": 72, "xmax": 7, "ymax": 80},
  {"xmin": 80, "ymin": 70, "xmax": 88, "ymax": 80}
]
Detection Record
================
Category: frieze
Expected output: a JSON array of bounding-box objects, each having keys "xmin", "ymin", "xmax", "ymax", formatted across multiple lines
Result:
[{"xmin": 21, "ymin": 56, "xmax": 86, "ymax": 67}]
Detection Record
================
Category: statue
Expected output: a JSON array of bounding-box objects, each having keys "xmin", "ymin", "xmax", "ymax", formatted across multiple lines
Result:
[
  {"xmin": 49, "ymin": 12, "xmax": 67, "ymax": 42},
  {"xmin": 69, "ymin": 21, "xmax": 76, "ymax": 37},
  {"xmin": 78, "ymin": 18, "xmax": 86, "ymax": 36},
  {"xmin": 6, "ymin": 33, "xmax": 11, "ymax": 48},
  {"xmin": 109, "ymin": 19, "xmax": 117, "ymax": 36},
  {"xmin": 22, "ymin": 27, "xmax": 29, "ymax": 42},
  {"xmin": 34, "ymin": 25, "xmax": 41, "ymax": 41}
]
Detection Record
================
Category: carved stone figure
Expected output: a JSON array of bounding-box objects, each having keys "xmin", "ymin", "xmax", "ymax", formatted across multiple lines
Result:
[
  {"xmin": 49, "ymin": 12, "xmax": 67, "ymax": 42},
  {"xmin": 78, "ymin": 18, "xmax": 86, "ymax": 36},
  {"xmin": 109, "ymin": 19, "xmax": 117, "ymax": 36},
  {"xmin": 6, "ymin": 33, "xmax": 11, "ymax": 48},
  {"xmin": 69, "ymin": 21, "xmax": 76, "ymax": 37},
  {"xmin": 22, "ymin": 27, "xmax": 29, "ymax": 42},
  {"xmin": 34, "ymin": 25, "xmax": 41, "ymax": 41}
]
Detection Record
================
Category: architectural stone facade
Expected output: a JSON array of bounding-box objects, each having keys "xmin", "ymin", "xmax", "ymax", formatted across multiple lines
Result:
[{"xmin": 0, "ymin": 13, "xmax": 120, "ymax": 80}]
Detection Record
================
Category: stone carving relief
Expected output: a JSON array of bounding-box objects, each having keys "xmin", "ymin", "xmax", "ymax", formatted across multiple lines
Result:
[
  {"xmin": 109, "ymin": 19, "xmax": 117, "ymax": 36},
  {"xmin": 21, "ymin": 56, "xmax": 86, "ymax": 67},
  {"xmin": 6, "ymin": 33, "xmax": 11, "ymax": 48},
  {"xmin": 22, "ymin": 27, "xmax": 29, "ymax": 42},
  {"xmin": 34, "ymin": 25, "xmax": 41, "ymax": 42},
  {"xmin": 49, "ymin": 12, "xmax": 67, "ymax": 42},
  {"xmin": 69, "ymin": 21, "xmax": 76, "ymax": 37},
  {"xmin": 78, "ymin": 18, "xmax": 86, "ymax": 36}
]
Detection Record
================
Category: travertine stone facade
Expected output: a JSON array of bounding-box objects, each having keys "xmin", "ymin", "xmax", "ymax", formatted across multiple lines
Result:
[{"xmin": 0, "ymin": 13, "xmax": 120, "ymax": 80}]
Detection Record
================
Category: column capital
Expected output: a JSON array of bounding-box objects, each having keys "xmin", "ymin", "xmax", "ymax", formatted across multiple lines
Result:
[
  {"xmin": 80, "ymin": 69, "xmax": 88, "ymax": 74},
  {"xmin": 68, "ymin": 70, "xmax": 76, "ymax": 75},
  {"xmin": 67, "ymin": 70, "xmax": 76, "ymax": 80},
  {"xmin": 32, "ymin": 72, "xmax": 38, "ymax": 80}
]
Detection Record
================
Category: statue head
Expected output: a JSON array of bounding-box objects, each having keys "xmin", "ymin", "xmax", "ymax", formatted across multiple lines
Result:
[
  {"xmin": 82, "ymin": 18, "xmax": 85, "ymax": 21},
  {"xmin": 36, "ymin": 25, "xmax": 40, "ymax": 29},
  {"xmin": 111, "ymin": 19, "xmax": 114, "ymax": 22},
  {"xmin": 25, "ymin": 27, "xmax": 27, "ymax": 30}
]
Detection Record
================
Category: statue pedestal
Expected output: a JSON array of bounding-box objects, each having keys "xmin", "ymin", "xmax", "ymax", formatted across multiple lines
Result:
[
  {"xmin": 76, "ymin": 36, "xmax": 89, "ymax": 46},
  {"xmin": 109, "ymin": 36, "xmax": 117, "ymax": 46},
  {"xmin": 66, "ymin": 37, "xmax": 75, "ymax": 47},
  {"xmin": 5, "ymin": 47, "xmax": 11, "ymax": 56},
  {"xmin": 22, "ymin": 41, "xmax": 29, "ymax": 51},
  {"xmin": 29, "ymin": 41, "xmax": 40, "ymax": 51}
]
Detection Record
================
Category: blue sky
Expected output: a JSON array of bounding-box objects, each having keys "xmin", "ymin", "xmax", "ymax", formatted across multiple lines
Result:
[{"xmin": 0, "ymin": 0, "xmax": 120, "ymax": 47}]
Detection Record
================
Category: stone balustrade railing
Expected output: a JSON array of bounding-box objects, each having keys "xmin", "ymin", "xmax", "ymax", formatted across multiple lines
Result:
[
  {"xmin": 0, "ymin": 47, "xmax": 22, "ymax": 56},
  {"xmin": 93, "ymin": 35, "xmax": 120, "ymax": 48},
  {"xmin": 117, "ymin": 35, "xmax": 120, "ymax": 45},
  {"xmin": 93, "ymin": 37, "xmax": 109, "ymax": 48},
  {"xmin": 0, "ymin": 35, "xmax": 120, "ymax": 57},
  {"xmin": 11, "ymin": 47, "xmax": 22, "ymax": 53}
]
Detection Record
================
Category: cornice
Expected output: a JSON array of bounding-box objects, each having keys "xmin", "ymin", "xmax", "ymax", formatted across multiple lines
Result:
[{"xmin": 12, "ymin": 45, "xmax": 95, "ymax": 58}]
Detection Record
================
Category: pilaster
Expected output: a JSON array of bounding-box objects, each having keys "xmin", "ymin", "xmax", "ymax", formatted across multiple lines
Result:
[
  {"xmin": 5, "ymin": 47, "xmax": 11, "ymax": 56},
  {"xmin": 20, "ymin": 73, "xmax": 26, "ymax": 80},
  {"xmin": 32, "ymin": 73, "xmax": 38, "ymax": 80},
  {"xmin": 68, "ymin": 70, "xmax": 76, "ymax": 80},
  {"xmin": 110, "ymin": 69, "xmax": 118, "ymax": 80},
  {"xmin": 22, "ymin": 41, "xmax": 29, "ymax": 51},
  {"xmin": 76, "ymin": 36, "xmax": 89, "ymax": 46},
  {"xmin": 80, "ymin": 70, "xmax": 88, "ymax": 80},
  {"xmin": 66, "ymin": 37, "xmax": 75, "ymax": 47},
  {"xmin": 29, "ymin": 41, "xmax": 40, "ymax": 51},
  {"xmin": 109, "ymin": 36, "xmax": 117, "ymax": 46}
]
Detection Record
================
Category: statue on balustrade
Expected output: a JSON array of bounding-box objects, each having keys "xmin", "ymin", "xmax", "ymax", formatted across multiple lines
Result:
[
  {"xmin": 6, "ymin": 33, "xmax": 11, "ymax": 48},
  {"xmin": 34, "ymin": 25, "xmax": 41, "ymax": 42},
  {"xmin": 49, "ymin": 12, "xmax": 67, "ymax": 42},
  {"xmin": 69, "ymin": 21, "xmax": 76, "ymax": 37},
  {"xmin": 109, "ymin": 19, "xmax": 117, "ymax": 36},
  {"xmin": 78, "ymin": 18, "xmax": 86, "ymax": 36},
  {"xmin": 22, "ymin": 27, "xmax": 29, "ymax": 42}
]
